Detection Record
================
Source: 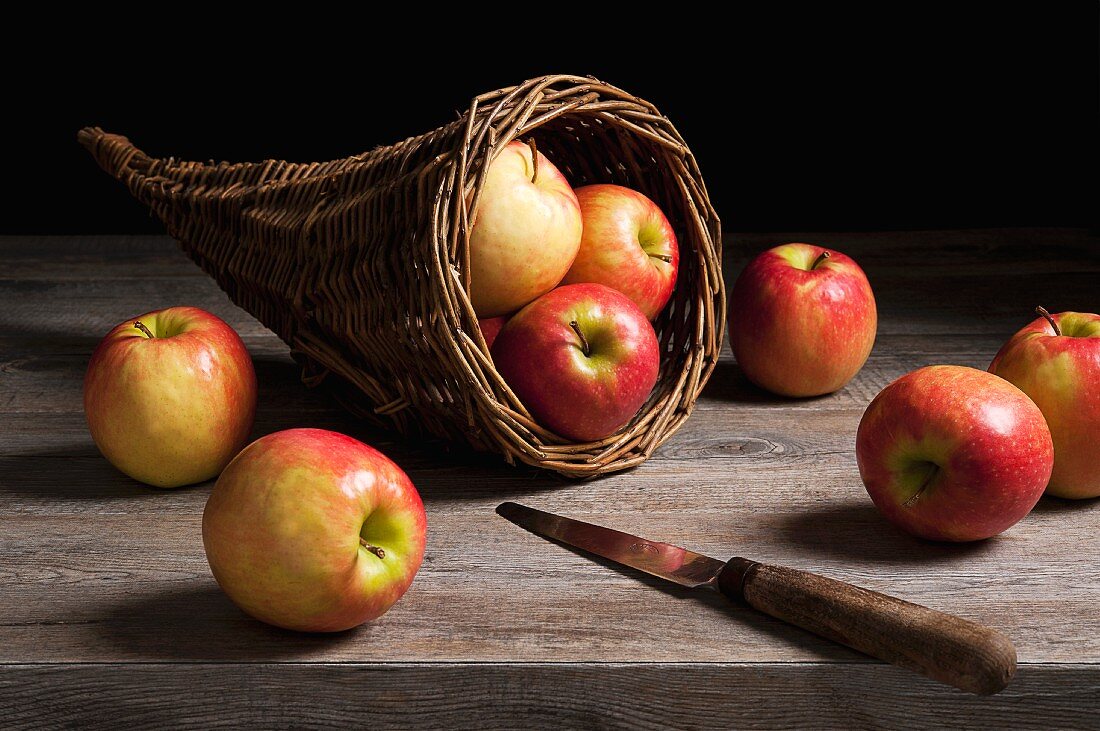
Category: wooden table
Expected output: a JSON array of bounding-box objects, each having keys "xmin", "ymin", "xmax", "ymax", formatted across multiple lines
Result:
[{"xmin": 2, "ymin": 230, "xmax": 1098, "ymax": 729}]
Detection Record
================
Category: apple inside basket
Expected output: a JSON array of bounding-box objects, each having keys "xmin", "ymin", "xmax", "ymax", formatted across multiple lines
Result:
[{"xmin": 78, "ymin": 75, "xmax": 723, "ymax": 477}]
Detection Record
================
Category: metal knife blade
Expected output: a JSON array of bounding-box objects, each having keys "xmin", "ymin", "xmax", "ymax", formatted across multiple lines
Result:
[{"xmin": 496, "ymin": 501, "xmax": 726, "ymax": 589}]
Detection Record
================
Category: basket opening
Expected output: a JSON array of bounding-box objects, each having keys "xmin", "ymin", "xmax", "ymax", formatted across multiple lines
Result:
[{"xmin": 458, "ymin": 105, "xmax": 719, "ymax": 454}]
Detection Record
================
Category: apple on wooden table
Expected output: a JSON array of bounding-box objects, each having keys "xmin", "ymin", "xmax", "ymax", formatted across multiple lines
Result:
[
  {"xmin": 203, "ymin": 428, "xmax": 427, "ymax": 632},
  {"xmin": 989, "ymin": 307, "xmax": 1100, "ymax": 499},
  {"xmin": 469, "ymin": 140, "xmax": 582, "ymax": 318},
  {"xmin": 856, "ymin": 365, "xmax": 1053, "ymax": 542},
  {"xmin": 562, "ymin": 184, "xmax": 679, "ymax": 320},
  {"xmin": 84, "ymin": 306, "xmax": 257, "ymax": 488},
  {"xmin": 491, "ymin": 283, "xmax": 660, "ymax": 442},
  {"xmin": 730, "ymin": 244, "xmax": 877, "ymax": 397}
]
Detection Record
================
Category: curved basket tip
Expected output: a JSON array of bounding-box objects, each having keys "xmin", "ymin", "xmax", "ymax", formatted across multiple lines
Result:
[
  {"xmin": 77, "ymin": 127, "xmax": 148, "ymax": 181},
  {"xmin": 77, "ymin": 126, "xmax": 116, "ymax": 155},
  {"xmin": 77, "ymin": 126, "xmax": 103, "ymax": 145}
]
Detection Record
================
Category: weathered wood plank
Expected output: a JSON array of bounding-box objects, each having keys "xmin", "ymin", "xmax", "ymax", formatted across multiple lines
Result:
[
  {"xmin": 0, "ymin": 231, "xmax": 1097, "ymax": 719},
  {"xmin": 1, "ymin": 663, "xmax": 1096, "ymax": 730},
  {"xmin": 3, "ymin": 270, "xmax": 1095, "ymax": 338},
  {"xmin": 0, "ymin": 333, "xmax": 1012, "ymax": 415},
  {"xmin": 2, "ymin": 230, "xmax": 1097, "ymax": 340},
  {"xmin": 0, "ymin": 495, "xmax": 1095, "ymax": 665}
]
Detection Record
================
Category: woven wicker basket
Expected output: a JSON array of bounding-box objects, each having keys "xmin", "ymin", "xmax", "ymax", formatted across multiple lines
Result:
[{"xmin": 79, "ymin": 74, "xmax": 723, "ymax": 477}]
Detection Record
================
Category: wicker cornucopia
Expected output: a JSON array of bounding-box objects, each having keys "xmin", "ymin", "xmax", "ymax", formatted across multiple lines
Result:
[{"xmin": 79, "ymin": 74, "xmax": 723, "ymax": 477}]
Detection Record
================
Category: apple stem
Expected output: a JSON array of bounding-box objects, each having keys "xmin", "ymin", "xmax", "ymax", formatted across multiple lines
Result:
[
  {"xmin": 903, "ymin": 463, "xmax": 940, "ymax": 508},
  {"xmin": 811, "ymin": 251, "xmax": 831, "ymax": 270},
  {"xmin": 359, "ymin": 537, "xmax": 385, "ymax": 559},
  {"xmin": 527, "ymin": 138, "xmax": 539, "ymax": 184},
  {"xmin": 569, "ymin": 320, "xmax": 591, "ymax": 357},
  {"xmin": 651, "ymin": 253, "xmax": 673, "ymax": 263},
  {"xmin": 1035, "ymin": 306, "xmax": 1061, "ymax": 336},
  {"xmin": 133, "ymin": 320, "xmax": 155, "ymax": 339}
]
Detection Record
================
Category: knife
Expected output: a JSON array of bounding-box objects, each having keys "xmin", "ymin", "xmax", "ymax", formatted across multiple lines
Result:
[{"xmin": 496, "ymin": 502, "xmax": 1016, "ymax": 695}]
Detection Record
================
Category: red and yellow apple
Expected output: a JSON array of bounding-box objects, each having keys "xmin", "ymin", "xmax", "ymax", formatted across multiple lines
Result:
[
  {"xmin": 730, "ymin": 244, "xmax": 876, "ymax": 397},
  {"xmin": 202, "ymin": 428, "xmax": 427, "ymax": 632},
  {"xmin": 989, "ymin": 308, "xmax": 1100, "ymax": 499},
  {"xmin": 561, "ymin": 184, "xmax": 679, "ymax": 320},
  {"xmin": 84, "ymin": 306, "xmax": 256, "ymax": 488},
  {"xmin": 856, "ymin": 365, "xmax": 1053, "ymax": 542},
  {"xmin": 469, "ymin": 140, "xmax": 582, "ymax": 317},
  {"xmin": 491, "ymin": 283, "xmax": 660, "ymax": 442}
]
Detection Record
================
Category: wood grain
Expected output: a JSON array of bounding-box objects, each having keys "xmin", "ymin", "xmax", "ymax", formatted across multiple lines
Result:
[
  {"xmin": 1, "ymin": 664, "xmax": 1097, "ymax": 730},
  {"xmin": 0, "ymin": 231, "xmax": 1097, "ymax": 727}
]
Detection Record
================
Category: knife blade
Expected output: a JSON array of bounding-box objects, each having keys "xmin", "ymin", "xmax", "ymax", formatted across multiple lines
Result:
[
  {"xmin": 496, "ymin": 501, "xmax": 729, "ymax": 589},
  {"xmin": 496, "ymin": 502, "xmax": 1017, "ymax": 696}
]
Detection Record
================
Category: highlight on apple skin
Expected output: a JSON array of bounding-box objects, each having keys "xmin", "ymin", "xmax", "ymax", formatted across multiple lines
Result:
[
  {"xmin": 989, "ymin": 308, "xmax": 1100, "ymax": 499},
  {"xmin": 83, "ymin": 306, "xmax": 257, "ymax": 488},
  {"xmin": 468, "ymin": 140, "xmax": 583, "ymax": 318},
  {"xmin": 202, "ymin": 428, "xmax": 427, "ymax": 633},
  {"xmin": 730, "ymin": 244, "xmax": 877, "ymax": 397},
  {"xmin": 491, "ymin": 283, "xmax": 660, "ymax": 443},
  {"xmin": 562, "ymin": 184, "xmax": 679, "ymax": 320},
  {"xmin": 856, "ymin": 365, "xmax": 1053, "ymax": 542}
]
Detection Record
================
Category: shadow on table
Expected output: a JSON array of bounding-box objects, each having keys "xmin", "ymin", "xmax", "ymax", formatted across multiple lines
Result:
[
  {"xmin": 0, "ymin": 353, "xmax": 603, "ymax": 506},
  {"xmin": 95, "ymin": 584, "xmax": 359, "ymax": 661},
  {"xmin": 771, "ymin": 501, "xmax": 998, "ymax": 565},
  {"xmin": 551, "ymin": 539, "xmax": 863, "ymax": 662},
  {"xmin": 249, "ymin": 356, "xmax": 359, "ymax": 436},
  {"xmin": 701, "ymin": 360, "xmax": 834, "ymax": 406},
  {"xmin": 0, "ymin": 322, "xmax": 104, "ymax": 350},
  {"xmin": 0, "ymin": 447, "xmax": 197, "ymax": 501},
  {"xmin": 0, "ymin": 394, "xmax": 568, "ymax": 508},
  {"xmin": 1030, "ymin": 494, "xmax": 1100, "ymax": 513},
  {"xmin": 294, "ymin": 413, "xmax": 573, "ymax": 502},
  {"xmin": 250, "ymin": 356, "xmax": 573, "ymax": 502}
]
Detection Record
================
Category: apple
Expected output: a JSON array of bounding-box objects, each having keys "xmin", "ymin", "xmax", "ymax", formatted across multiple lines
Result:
[
  {"xmin": 478, "ymin": 315, "xmax": 508, "ymax": 351},
  {"xmin": 561, "ymin": 184, "xmax": 679, "ymax": 319},
  {"xmin": 469, "ymin": 139, "xmax": 583, "ymax": 317},
  {"xmin": 730, "ymin": 244, "xmax": 877, "ymax": 397},
  {"xmin": 491, "ymin": 283, "xmax": 660, "ymax": 442},
  {"xmin": 84, "ymin": 306, "xmax": 256, "ymax": 488},
  {"xmin": 202, "ymin": 428, "xmax": 427, "ymax": 632},
  {"xmin": 856, "ymin": 365, "xmax": 1053, "ymax": 542},
  {"xmin": 989, "ymin": 308, "xmax": 1100, "ymax": 499}
]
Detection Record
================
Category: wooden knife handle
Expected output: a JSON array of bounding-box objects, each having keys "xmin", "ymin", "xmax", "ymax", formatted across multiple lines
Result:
[{"xmin": 717, "ymin": 558, "xmax": 1016, "ymax": 695}]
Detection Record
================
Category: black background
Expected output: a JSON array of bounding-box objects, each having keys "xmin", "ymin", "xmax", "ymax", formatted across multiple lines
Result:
[{"xmin": 7, "ymin": 7, "xmax": 1097, "ymax": 234}]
